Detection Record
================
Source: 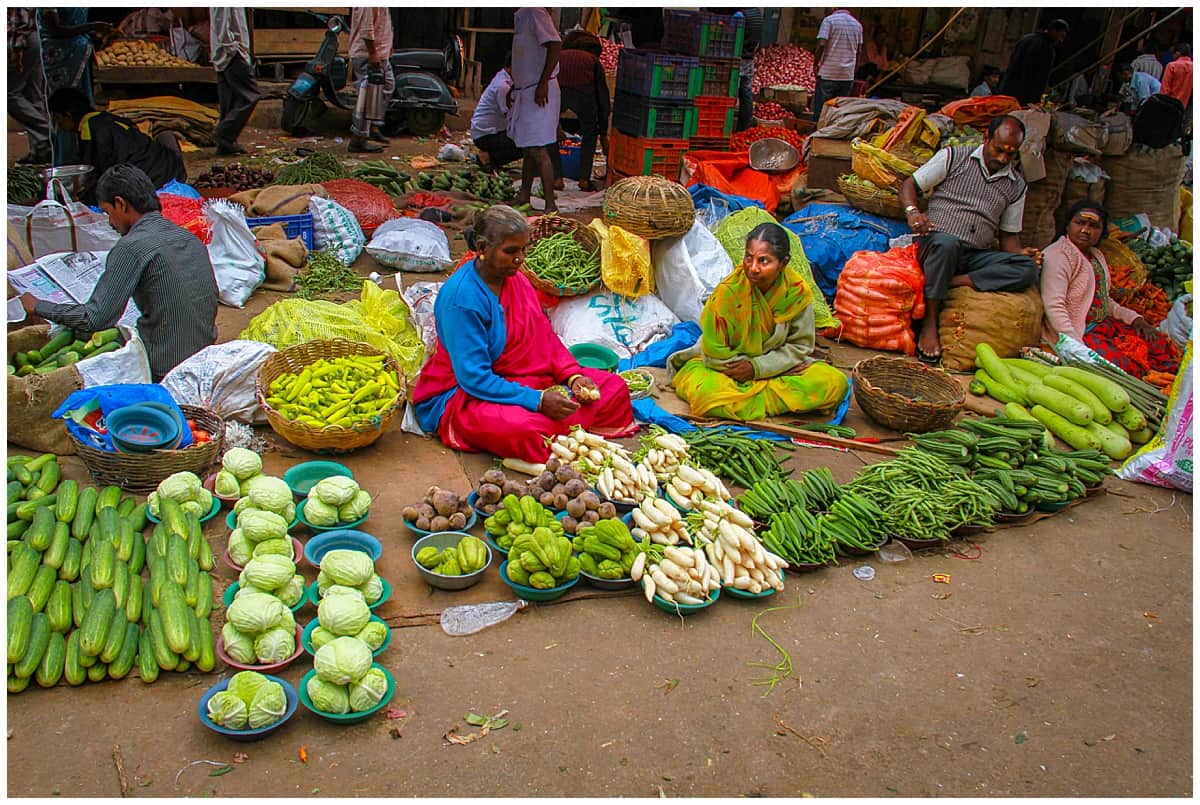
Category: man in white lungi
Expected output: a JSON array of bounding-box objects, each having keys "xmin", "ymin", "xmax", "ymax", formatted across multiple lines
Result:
[{"xmin": 508, "ymin": 7, "xmax": 561, "ymax": 212}]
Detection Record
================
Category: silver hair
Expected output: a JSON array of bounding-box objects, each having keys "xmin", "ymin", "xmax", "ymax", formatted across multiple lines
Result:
[{"xmin": 473, "ymin": 205, "xmax": 529, "ymax": 251}]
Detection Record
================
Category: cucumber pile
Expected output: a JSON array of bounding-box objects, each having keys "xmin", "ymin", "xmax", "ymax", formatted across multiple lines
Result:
[
  {"xmin": 1127, "ymin": 237, "xmax": 1193, "ymax": 302},
  {"xmin": 9, "ymin": 328, "xmax": 123, "ymax": 377},
  {"xmin": 6, "ymin": 454, "xmax": 217, "ymax": 693},
  {"xmin": 352, "ymin": 161, "xmax": 516, "ymax": 202}
]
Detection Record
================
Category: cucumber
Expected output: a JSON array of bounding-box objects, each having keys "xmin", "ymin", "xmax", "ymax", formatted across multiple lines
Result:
[
  {"xmin": 7, "ymin": 480, "xmax": 22, "ymax": 505},
  {"xmin": 63, "ymin": 630, "xmax": 86, "ymax": 686},
  {"xmin": 7, "ymin": 544, "xmax": 40, "ymax": 599},
  {"xmin": 96, "ymin": 485, "xmax": 122, "ymax": 513},
  {"xmin": 99, "ymin": 607, "xmax": 129, "ymax": 664},
  {"xmin": 108, "ymin": 622, "xmax": 140, "ymax": 679},
  {"xmin": 137, "ymin": 628, "xmax": 159, "ymax": 683},
  {"xmin": 186, "ymin": 513, "xmax": 203, "ymax": 560},
  {"xmin": 117, "ymin": 496, "xmax": 137, "ymax": 518},
  {"xmin": 149, "ymin": 524, "xmax": 168, "ymax": 559},
  {"xmin": 71, "ymin": 487, "xmax": 98, "ymax": 539},
  {"xmin": 23, "ymin": 505, "xmax": 55, "ymax": 550},
  {"xmin": 126, "ymin": 503, "xmax": 147, "ymax": 534},
  {"xmin": 35, "ymin": 461, "xmax": 60, "ymax": 494},
  {"xmin": 27, "ymin": 564, "xmax": 57, "ymax": 612},
  {"xmin": 159, "ymin": 497, "xmax": 188, "ymax": 540},
  {"xmin": 7, "ymin": 519, "xmax": 30, "ymax": 540},
  {"xmin": 194, "ymin": 572, "xmax": 213, "ymax": 618},
  {"xmin": 116, "ymin": 518, "xmax": 135, "ymax": 562},
  {"xmin": 35, "ymin": 631, "xmax": 66, "ymax": 687},
  {"xmin": 54, "ymin": 480, "xmax": 79, "ymax": 523},
  {"xmin": 43, "ymin": 521, "xmax": 70, "ymax": 569},
  {"xmin": 45, "ymin": 581, "xmax": 72, "ymax": 633},
  {"xmin": 159, "ymin": 582, "xmax": 192, "ymax": 655},
  {"xmin": 71, "ymin": 581, "xmax": 86, "ymax": 629},
  {"xmin": 111, "ymin": 558, "xmax": 129, "ymax": 609},
  {"xmin": 79, "ymin": 588, "xmax": 117, "ymax": 657},
  {"xmin": 8, "ymin": 671, "xmax": 31, "ymax": 692},
  {"xmin": 147, "ymin": 609, "xmax": 179, "ymax": 671},
  {"xmin": 1042, "ymin": 374, "xmax": 1112, "ymax": 424},
  {"xmin": 87, "ymin": 661, "xmax": 109, "ymax": 682},
  {"xmin": 7, "ymin": 596, "xmax": 33, "ymax": 663},
  {"xmin": 90, "ymin": 538, "xmax": 117, "ymax": 590},
  {"xmin": 195, "ymin": 616, "xmax": 215, "ymax": 673},
  {"xmin": 185, "ymin": 559, "xmax": 199, "ymax": 607},
  {"xmin": 166, "ymin": 534, "xmax": 189, "ymax": 586},
  {"xmin": 1027, "ymin": 383, "xmax": 1094, "ymax": 427},
  {"xmin": 128, "ymin": 529, "xmax": 146, "ymax": 575},
  {"xmin": 60, "ymin": 538, "xmax": 82, "ymax": 582},
  {"xmin": 183, "ymin": 610, "xmax": 202, "ymax": 663},
  {"xmin": 14, "ymin": 612, "xmax": 50, "ymax": 678},
  {"xmin": 95, "ymin": 506, "xmax": 121, "ymax": 547},
  {"xmin": 124, "ymin": 574, "xmax": 143, "ymax": 625},
  {"xmin": 1050, "ymin": 366, "xmax": 1131, "ymax": 413}
]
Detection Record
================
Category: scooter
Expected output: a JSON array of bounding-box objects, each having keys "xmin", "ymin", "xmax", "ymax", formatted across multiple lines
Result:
[{"xmin": 281, "ymin": 13, "xmax": 462, "ymax": 138}]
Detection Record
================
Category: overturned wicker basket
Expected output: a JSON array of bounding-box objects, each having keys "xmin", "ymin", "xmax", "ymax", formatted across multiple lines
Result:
[
  {"xmin": 521, "ymin": 214, "xmax": 602, "ymax": 297},
  {"xmin": 837, "ymin": 174, "xmax": 907, "ymax": 220},
  {"xmin": 602, "ymin": 175, "xmax": 695, "ymax": 240},
  {"xmin": 256, "ymin": 339, "xmax": 404, "ymax": 454},
  {"xmin": 852, "ymin": 356, "xmax": 964, "ymax": 433},
  {"xmin": 72, "ymin": 404, "xmax": 224, "ymax": 493}
]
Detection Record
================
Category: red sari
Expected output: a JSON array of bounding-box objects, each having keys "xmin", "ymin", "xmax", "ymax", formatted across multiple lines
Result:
[{"xmin": 411, "ymin": 269, "xmax": 637, "ymax": 462}]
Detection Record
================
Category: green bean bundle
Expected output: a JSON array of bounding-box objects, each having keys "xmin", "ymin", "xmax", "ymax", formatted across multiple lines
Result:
[
  {"xmin": 296, "ymin": 251, "xmax": 362, "ymax": 299},
  {"xmin": 8, "ymin": 165, "xmax": 43, "ymax": 204},
  {"xmin": 523, "ymin": 232, "xmax": 600, "ymax": 290},
  {"xmin": 679, "ymin": 427, "xmax": 792, "ymax": 488},
  {"xmin": 272, "ymin": 152, "xmax": 349, "ymax": 185}
]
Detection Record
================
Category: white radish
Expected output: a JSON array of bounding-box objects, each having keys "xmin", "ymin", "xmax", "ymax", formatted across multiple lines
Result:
[
  {"xmin": 631, "ymin": 508, "xmax": 657, "ymax": 531},
  {"xmin": 749, "ymin": 579, "xmax": 763, "ymax": 594},
  {"xmin": 732, "ymin": 575, "xmax": 752, "ymax": 590},
  {"xmin": 663, "ymin": 546, "xmax": 694, "ymax": 568},
  {"xmin": 673, "ymin": 591, "xmax": 703, "ymax": 605},
  {"xmin": 630, "ymin": 552, "xmax": 647, "ymax": 581},
  {"xmin": 643, "ymin": 574, "xmax": 657, "ymax": 602},
  {"xmin": 749, "ymin": 567, "xmax": 765, "ymax": 584},
  {"xmin": 651, "ymin": 568, "xmax": 678, "ymax": 595},
  {"xmin": 722, "ymin": 554, "xmax": 736, "ymax": 582}
]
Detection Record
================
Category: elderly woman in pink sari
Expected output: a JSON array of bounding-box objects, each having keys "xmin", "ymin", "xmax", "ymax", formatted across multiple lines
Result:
[{"xmin": 411, "ymin": 205, "xmax": 636, "ymax": 462}]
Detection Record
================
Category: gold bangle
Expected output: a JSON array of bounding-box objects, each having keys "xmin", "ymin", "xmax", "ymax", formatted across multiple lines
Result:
[{"xmin": 566, "ymin": 373, "xmax": 583, "ymax": 388}]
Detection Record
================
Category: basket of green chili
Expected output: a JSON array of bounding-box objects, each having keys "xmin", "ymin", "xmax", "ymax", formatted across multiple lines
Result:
[{"xmin": 521, "ymin": 215, "xmax": 602, "ymax": 297}]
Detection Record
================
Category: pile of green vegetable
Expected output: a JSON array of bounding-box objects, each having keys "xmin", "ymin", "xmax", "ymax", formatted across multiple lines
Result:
[
  {"xmin": 223, "ymin": 579, "xmax": 298, "ymax": 665},
  {"xmin": 523, "ymin": 232, "xmax": 601, "ymax": 292},
  {"xmin": 264, "ymin": 353, "xmax": 401, "ymax": 431},
  {"xmin": 8, "ymin": 164, "xmax": 43, "ymax": 204},
  {"xmin": 272, "ymin": 152, "xmax": 349, "ymax": 185},
  {"xmin": 305, "ymin": 476, "xmax": 373, "ymax": 529},
  {"xmin": 571, "ymin": 518, "xmax": 639, "ymax": 579},
  {"xmin": 307, "ymin": 637, "xmax": 389, "ymax": 714},
  {"xmin": 9, "ymin": 328, "xmax": 123, "ymax": 376},
  {"xmin": 310, "ymin": 585, "xmax": 388, "ymax": 652},
  {"xmin": 680, "ymin": 427, "xmax": 793, "ymax": 488},
  {"xmin": 213, "ymin": 447, "xmax": 267, "ymax": 499},
  {"xmin": 1127, "ymin": 237, "xmax": 1193, "ymax": 301},
  {"xmin": 7, "ymin": 454, "xmax": 218, "ymax": 692},
  {"xmin": 147, "ymin": 471, "xmax": 215, "ymax": 520},
  {"xmin": 206, "ymin": 670, "xmax": 289, "ymax": 730},
  {"xmin": 505, "ymin": 521, "xmax": 581, "ymax": 589},
  {"xmin": 350, "ymin": 160, "xmax": 412, "ymax": 196},
  {"xmin": 314, "ymin": 546, "xmax": 385, "ymax": 605},
  {"xmin": 483, "ymin": 493, "xmax": 565, "ymax": 553},
  {"xmin": 415, "ymin": 536, "xmax": 490, "ymax": 576},
  {"xmin": 296, "ymin": 251, "xmax": 363, "ymax": 300}
]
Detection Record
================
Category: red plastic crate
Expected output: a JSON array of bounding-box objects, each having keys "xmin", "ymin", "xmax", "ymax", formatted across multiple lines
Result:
[
  {"xmin": 688, "ymin": 135, "xmax": 732, "ymax": 152},
  {"xmin": 609, "ymin": 129, "xmax": 689, "ymax": 180},
  {"xmin": 694, "ymin": 96, "xmax": 738, "ymax": 140}
]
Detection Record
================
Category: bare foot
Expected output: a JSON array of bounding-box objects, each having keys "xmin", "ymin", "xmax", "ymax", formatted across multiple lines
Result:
[{"xmin": 916, "ymin": 317, "xmax": 941, "ymax": 360}]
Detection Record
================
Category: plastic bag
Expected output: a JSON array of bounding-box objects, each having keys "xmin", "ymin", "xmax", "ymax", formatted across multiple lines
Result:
[
  {"xmin": 548, "ymin": 289, "xmax": 680, "ymax": 358},
  {"xmin": 682, "ymin": 218, "xmax": 735, "ymax": 292},
  {"xmin": 938, "ymin": 95, "xmax": 1021, "ymax": 129},
  {"xmin": 650, "ymin": 220, "xmax": 736, "ymax": 323},
  {"xmin": 74, "ymin": 324, "xmax": 152, "ymax": 389},
  {"xmin": 366, "ymin": 218, "xmax": 452, "ymax": 273},
  {"xmin": 51, "ymin": 382, "xmax": 192, "ymax": 452},
  {"xmin": 204, "ymin": 199, "xmax": 265, "ymax": 308},
  {"xmin": 783, "ymin": 204, "xmax": 907, "ymax": 300},
  {"xmin": 159, "ymin": 194, "xmax": 212, "ymax": 244},
  {"xmin": 437, "ymin": 143, "xmax": 468, "ymax": 161},
  {"xmin": 14, "ymin": 179, "xmax": 120, "ymax": 259},
  {"xmin": 310, "ymin": 196, "xmax": 366, "ymax": 265},
  {"xmin": 1162, "ymin": 294, "xmax": 1193, "ymax": 348},
  {"xmin": 834, "ymin": 244, "xmax": 925, "ymax": 356},
  {"xmin": 1118, "ymin": 343, "xmax": 1193, "ymax": 492},
  {"xmin": 588, "ymin": 220, "xmax": 655, "ymax": 299},
  {"xmin": 399, "ymin": 279, "xmax": 442, "ymax": 357},
  {"xmin": 160, "ymin": 339, "xmax": 277, "ymax": 424}
]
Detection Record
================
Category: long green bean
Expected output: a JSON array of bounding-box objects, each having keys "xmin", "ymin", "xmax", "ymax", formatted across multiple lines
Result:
[{"xmin": 524, "ymin": 232, "xmax": 600, "ymax": 289}]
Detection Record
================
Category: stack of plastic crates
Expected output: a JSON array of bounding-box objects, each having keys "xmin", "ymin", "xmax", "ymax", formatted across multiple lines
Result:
[
  {"xmin": 661, "ymin": 10, "xmax": 744, "ymax": 153},
  {"xmin": 611, "ymin": 49, "xmax": 699, "ymax": 180}
]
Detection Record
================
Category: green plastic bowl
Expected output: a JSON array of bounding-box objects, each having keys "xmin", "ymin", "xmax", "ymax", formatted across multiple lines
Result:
[
  {"xmin": 640, "ymin": 579, "xmax": 721, "ymax": 614},
  {"xmin": 300, "ymin": 615, "xmax": 391, "ymax": 658},
  {"xmin": 723, "ymin": 569, "xmax": 785, "ymax": 600},
  {"xmin": 283, "ymin": 461, "xmax": 354, "ymax": 498},
  {"xmin": 222, "ymin": 581, "xmax": 308, "ymax": 614},
  {"xmin": 297, "ymin": 664, "xmax": 395, "ymax": 725},
  {"xmin": 498, "ymin": 560, "xmax": 579, "ymax": 602},
  {"xmin": 305, "ymin": 578, "xmax": 392, "ymax": 611},
  {"xmin": 568, "ymin": 342, "xmax": 619, "ymax": 371}
]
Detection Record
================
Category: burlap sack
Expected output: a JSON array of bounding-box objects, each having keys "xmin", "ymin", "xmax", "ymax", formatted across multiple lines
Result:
[
  {"xmin": 7, "ymin": 325, "xmax": 83, "ymax": 455},
  {"xmin": 937, "ymin": 285, "xmax": 1044, "ymax": 372},
  {"xmin": 229, "ymin": 184, "xmax": 330, "ymax": 218},
  {"xmin": 8, "ymin": 221, "xmax": 34, "ymax": 269},
  {"xmin": 1021, "ymin": 149, "xmax": 1071, "ymax": 249},
  {"xmin": 259, "ymin": 238, "xmax": 308, "ymax": 292},
  {"xmin": 1055, "ymin": 177, "xmax": 1107, "ymax": 234},
  {"xmin": 1101, "ymin": 144, "xmax": 1187, "ymax": 231}
]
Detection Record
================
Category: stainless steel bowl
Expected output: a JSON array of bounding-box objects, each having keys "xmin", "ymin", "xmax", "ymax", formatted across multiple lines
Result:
[
  {"xmin": 411, "ymin": 531, "xmax": 492, "ymax": 591},
  {"xmin": 39, "ymin": 165, "xmax": 94, "ymax": 198},
  {"xmin": 748, "ymin": 138, "xmax": 800, "ymax": 173}
]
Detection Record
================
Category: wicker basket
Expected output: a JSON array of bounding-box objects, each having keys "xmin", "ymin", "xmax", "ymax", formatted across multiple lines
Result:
[
  {"xmin": 256, "ymin": 339, "xmax": 404, "ymax": 454},
  {"xmin": 1098, "ymin": 237, "xmax": 1147, "ymax": 285},
  {"xmin": 520, "ymin": 214, "xmax": 602, "ymax": 297},
  {"xmin": 850, "ymin": 138, "xmax": 919, "ymax": 190},
  {"xmin": 72, "ymin": 404, "xmax": 224, "ymax": 493},
  {"xmin": 851, "ymin": 356, "xmax": 965, "ymax": 433},
  {"xmin": 602, "ymin": 175, "xmax": 695, "ymax": 240},
  {"xmin": 837, "ymin": 174, "xmax": 907, "ymax": 220}
]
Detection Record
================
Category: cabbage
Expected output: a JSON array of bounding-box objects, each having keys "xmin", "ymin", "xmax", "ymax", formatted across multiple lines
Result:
[
  {"xmin": 234, "ymin": 583, "xmax": 272, "ymax": 599},
  {"xmin": 318, "ymin": 594, "xmax": 370, "ymax": 636},
  {"xmin": 321, "ymin": 549, "xmax": 375, "ymax": 587},
  {"xmin": 248, "ymin": 679, "xmax": 288, "ymax": 728},
  {"xmin": 215, "ymin": 470, "xmax": 241, "ymax": 498},
  {"xmin": 338, "ymin": 490, "xmax": 372, "ymax": 523},
  {"xmin": 206, "ymin": 690, "xmax": 249, "ymax": 729},
  {"xmin": 322, "ymin": 584, "xmax": 365, "ymax": 602},
  {"xmin": 146, "ymin": 492, "xmax": 161, "ymax": 518},
  {"xmin": 316, "ymin": 570, "xmax": 333, "ymax": 596},
  {"xmin": 240, "ymin": 555, "xmax": 296, "ymax": 591},
  {"xmin": 239, "ymin": 510, "xmax": 288, "ymax": 543},
  {"xmin": 221, "ymin": 623, "xmax": 257, "ymax": 665},
  {"xmin": 310, "ymin": 626, "xmax": 337, "ymax": 650},
  {"xmin": 222, "ymin": 447, "xmax": 263, "ymax": 481},
  {"xmin": 254, "ymin": 626, "xmax": 296, "ymax": 664},
  {"xmin": 313, "ymin": 636, "xmax": 372, "ymax": 685},
  {"xmin": 227, "ymin": 529, "xmax": 253, "ymax": 567},
  {"xmin": 226, "ymin": 592, "xmax": 285, "ymax": 635},
  {"xmin": 196, "ymin": 487, "xmax": 214, "ymax": 513},
  {"xmin": 359, "ymin": 574, "xmax": 384, "ymax": 605},
  {"xmin": 279, "ymin": 606, "xmax": 296, "ymax": 634},
  {"xmin": 303, "ymin": 498, "xmax": 339, "ymax": 527},
  {"xmin": 312, "ymin": 476, "xmax": 360, "ymax": 507},
  {"xmin": 252, "ymin": 537, "xmax": 294, "ymax": 561},
  {"xmin": 348, "ymin": 667, "xmax": 389, "ymax": 712},
  {"xmin": 275, "ymin": 574, "xmax": 306, "ymax": 608},
  {"xmin": 355, "ymin": 620, "xmax": 388, "ymax": 651},
  {"xmin": 181, "ymin": 500, "xmax": 204, "ymax": 517},
  {"xmin": 158, "ymin": 471, "xmax": 202, "ymax": 502},
  {"xmin": 227, "ymin": 669, "xmax": 271, "ymax": 704},
  {"xmin": 306, "ymin": 676, "xmax": 350, "ymax": 714},
  {"xmin": 247, "ymin": 476, "xmax": 293, "ymax": 515}
]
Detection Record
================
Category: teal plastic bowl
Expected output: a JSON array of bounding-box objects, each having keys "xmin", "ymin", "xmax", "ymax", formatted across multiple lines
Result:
[
  {"xmin": 300, "ymin": 615, "xmax": 391, "ymax": 658},
  {"xmin": 197, "ymin": 674, "xmax": 298, "ymax": 742},
  {"xmin": 305, "ymin": 578, "xmax": 392, "ymax": 611},
  {"xmin": 283, "ymin": 461, "xmax": 354, "ymax": 499},
  {"xmin": 297, "ymin": 498, "xmax": 369, "ymax": 533},
  {"xmin": 226, "ymin": 508, "xmax": 301, "ymax": 532},
  {"xmin": 640, "ymin": 579, "xmax": 721, "ymax": 614},
  {"xmin": 107, "ymin": 404, "xmax": 180, "ymax": 453},
  {"xmin": 499, "ymin": 560, "xmax": 578, "ymax": 602},
  {"xmin": 723, "ymin": 569, "xmax": 785, "ymax": 600},
  {"xmin": 568, "ymin": 342, "xmax": 619, "ymax": 371},
  {"xmin": 304, "ymin": 530, "xmax": 383, "ymax": 566},
  {"xmin": 146, "ymin": 496, "xmax": 221, "ymax": 525},
  {"xmin": 223, "ymin": 581, "xmax": 307, "ymax": 614},
  {"xmin": 297, "ymin": 664, "xmax": 395, "ymax": 725}
]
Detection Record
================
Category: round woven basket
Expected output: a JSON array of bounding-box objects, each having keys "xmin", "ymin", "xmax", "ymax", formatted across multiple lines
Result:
[
  {"xmin": 1098, "ymin": 237, "xmax": 1147, "ymax": 285},
  {"xmin": 72, "ymin": 404, "xmax": 224, "ymax": 493},
  {"xmin": 850, "ymin": 138, "xmax": 920, "ymax": 190},
  {"xmin": 837, "ymin": 174, "xmax": 907, "ymax": 220},
  {"xmin": 520, "ymin": 214, "xmax": 602, "ymax": 297},
  {"xmin": 851, "ymin": 356, "xmax": 965, "ymax": 433},
  {"xmin": 602, "ymin": 175, "xmax": 695, "ymax": 240},
  {"xmin": 256, "ymin": 339, "xmax": 404, "ymax": 454}
]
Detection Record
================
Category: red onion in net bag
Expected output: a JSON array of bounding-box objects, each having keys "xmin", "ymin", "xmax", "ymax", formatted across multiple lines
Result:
[{"xmin": 753, "ymin": 45, "xmax": 816, "ymax": 94}]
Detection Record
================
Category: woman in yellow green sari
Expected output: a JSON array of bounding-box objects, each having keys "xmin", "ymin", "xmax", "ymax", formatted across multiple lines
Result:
[{"xmin": 668, "ymin": 223, "xmax": 849, "ymax": 420}]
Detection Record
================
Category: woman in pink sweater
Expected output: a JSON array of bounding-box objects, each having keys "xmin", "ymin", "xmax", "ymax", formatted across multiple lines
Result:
[{"xmin": 1040, "ymin": 200, "xmax": 1179, "ymax": 378}]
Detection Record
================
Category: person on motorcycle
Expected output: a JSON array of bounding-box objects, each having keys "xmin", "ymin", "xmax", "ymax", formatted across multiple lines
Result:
[{"xmin": 348, "ymin": 8, "xmax": 394, "ymax": 153}]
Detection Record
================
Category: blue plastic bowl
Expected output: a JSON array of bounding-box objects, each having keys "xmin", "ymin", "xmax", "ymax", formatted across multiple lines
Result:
[
  {"xmin": 498, "ymin": 560, "xmax": 579, "ymax": 602},
  {"xmin": 305, "ymin": 578, "xmax": 392, "ymax": 611},
  {"xmin": 300, "ymin": 615, "xmax": 391, "ymax": 658},
  {"xmin": 297, "ymin": 497, "xmax": 369, "ymax": 533},
  {"xmin": 304, "ymin": 530, "xmax": 383, "ymax": 566},
  {"xmin": 146, "ymin": 496, "xmax": 221, "ymax": 525},
  {"xmin": 108, "ymin": 404, "xmax": 180, "ymax": 453},
  {"xmin": 283, "ymin": 461, "xmax": 354, "ymax": 499},
  {"xmin": 298, "ymin": 665, "xmax": 395, "ymax": 725},
  {"xmin": 197, "ymin": 674, "xmax": 299, "ymax": 742}
]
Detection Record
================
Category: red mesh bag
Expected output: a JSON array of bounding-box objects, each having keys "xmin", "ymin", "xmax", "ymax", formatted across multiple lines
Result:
[
  {"xmin": 320, "ymin": 179, "xmax": 400, "ymax": 236},
  {"xmin": 158, "ymin": 194, "xmax": 212, "ymax": 244},
  {"xmin": 834, "ymin": 244, "xmax": 926, "ymax": 356}
]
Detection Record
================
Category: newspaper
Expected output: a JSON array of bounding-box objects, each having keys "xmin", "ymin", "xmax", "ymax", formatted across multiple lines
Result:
[{"xmin": 7, "ymin": 251, "xmax": 140, "ymax": 329}]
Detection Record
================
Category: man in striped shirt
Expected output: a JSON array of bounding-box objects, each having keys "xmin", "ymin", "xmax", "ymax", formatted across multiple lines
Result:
[
  {"xmin": 812, "ymin": 8, "xmax": 862, "ymax": 125},
  {"xmin": 898, "ymin": 116, "xmax": 1041, "ymax": 363},
  {"xmin": 20, "ymin": 165, "xmax": 218, "ymax": 381}
]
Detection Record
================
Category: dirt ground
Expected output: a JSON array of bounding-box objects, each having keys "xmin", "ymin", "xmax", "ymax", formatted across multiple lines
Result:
[{"xmin": 6, "ymin": 104, "xmax": 1195, "ymax": 798}]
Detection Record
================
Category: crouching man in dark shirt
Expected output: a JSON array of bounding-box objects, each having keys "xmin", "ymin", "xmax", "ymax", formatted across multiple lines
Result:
[{"xmin": 21, "ymin": 164, "xmax": 219, "ymax": 381}]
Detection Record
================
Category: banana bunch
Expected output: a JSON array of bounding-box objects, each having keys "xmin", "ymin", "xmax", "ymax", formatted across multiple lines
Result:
[
  {"xmin": 637, "ymin": 427, "xmax": 691, "ymax": 481},
  {"xmin": 689, "ymin": 500, "xmax": 786, "ymax": 595},
  {"xmin": 628, "ymin": 497, "xmax": 691, "ymax": 546},
  {"xmin": 664, "ymin": 465, "xmax": 730, "ymax": 510}
]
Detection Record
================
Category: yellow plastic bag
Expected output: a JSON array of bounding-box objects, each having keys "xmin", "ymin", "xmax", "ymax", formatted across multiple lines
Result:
[
  {"xmin": 1180, "ymin": 187, "xmax": 1192, "ymax": 244},
  {"xmin": 239, "ymin": 281, "xmax": 426, "ymax": 381},
  {"xmin": 588, "ymin": 219, "xmax": 655, "ymax": 298}
]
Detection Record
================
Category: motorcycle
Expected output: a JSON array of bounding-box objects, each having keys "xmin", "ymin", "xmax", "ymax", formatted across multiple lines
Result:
[{"xmin": 281, "ymin": 13, "xmax": 462, "ymax": 138}]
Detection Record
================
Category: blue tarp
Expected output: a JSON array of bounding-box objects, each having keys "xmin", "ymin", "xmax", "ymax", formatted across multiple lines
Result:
[
  {"xmin": 688, "ymin": 184, "xmax": 765, "ymax": 216},
  {"xmin": 783, "ymin": 203, "xmax": 911, "ymax": 300}
]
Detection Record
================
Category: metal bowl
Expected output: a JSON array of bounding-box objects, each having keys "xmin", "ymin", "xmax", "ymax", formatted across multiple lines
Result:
[
  {"xmin": 411, "ymin": 532, "xmax": 492, "ymax": 591},
  {"xmin": 38, "ymin": 165, "xmax": 94, "ymax": 198},
  {"xmin": 748, "ymin": 138, "xmax": 800, "ymax": 173}
]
